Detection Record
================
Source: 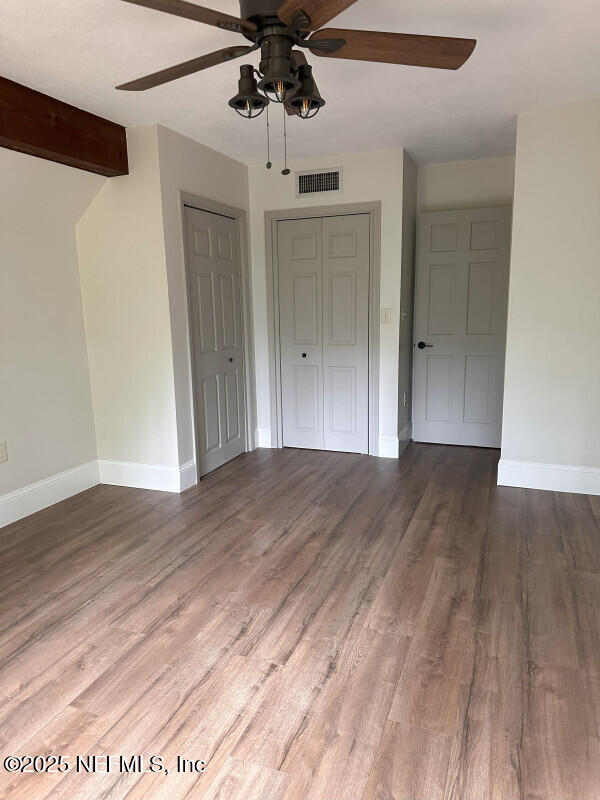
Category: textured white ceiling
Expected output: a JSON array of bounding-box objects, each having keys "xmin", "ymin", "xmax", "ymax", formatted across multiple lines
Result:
[{"xmin": 2, "ymin": 0, "xmax": 600, "ymax": 164}]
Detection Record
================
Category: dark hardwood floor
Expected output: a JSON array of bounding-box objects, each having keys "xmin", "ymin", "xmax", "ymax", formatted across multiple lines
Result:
[{"xmin": 1, "ymin": 443, "xmax": 599, "ymax": 799}]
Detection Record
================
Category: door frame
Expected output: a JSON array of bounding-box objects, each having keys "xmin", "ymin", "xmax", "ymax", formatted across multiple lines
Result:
[
  {"xmin": 181, "ymin": 193, "xmax": 256, "ymax": 478},
  {"xmin": 265, "ymin": 201, "xmax": 381, "ymax": 456}
]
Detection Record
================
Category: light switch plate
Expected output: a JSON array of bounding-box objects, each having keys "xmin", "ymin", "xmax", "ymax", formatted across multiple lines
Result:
[
  {"xmin": 380, "ymin": 308, "xmax": 393, "ymax": 325},
  {"xmin": 0, "ymin": 441, "xmax": 7, "ymax": 464}
]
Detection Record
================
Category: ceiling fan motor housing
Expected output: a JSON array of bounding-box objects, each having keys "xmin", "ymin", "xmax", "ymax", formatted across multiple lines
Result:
[
  {"xmin": 239, "ymin": 0, "xmax": 282, "ymax": 26},
  {"xmin": 259, "ymin": 34, "xmax": 292, "ymax": 75},
  {"xmin": 258, "ymin": 34, "xmax": 301, "ymax": 98}
]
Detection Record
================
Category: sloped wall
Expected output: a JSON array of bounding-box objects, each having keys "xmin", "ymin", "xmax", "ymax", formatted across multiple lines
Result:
[
  {"xmin": 77, "ymin": 125, "xmax": 180, "ymax": 482},
  {"xmin": 0, "ymin": 148, "xmax": 104, "ymax": 507}
]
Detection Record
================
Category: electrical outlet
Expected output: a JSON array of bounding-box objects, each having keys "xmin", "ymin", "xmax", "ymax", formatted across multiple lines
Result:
[{"xmin": 0, "ymin": 441, "xmax": 7, "ymax": 464}]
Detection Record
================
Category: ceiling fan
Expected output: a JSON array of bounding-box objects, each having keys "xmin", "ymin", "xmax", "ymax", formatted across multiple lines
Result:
[{"xmin": 116, "ymin": 0, "xmax": 476, "ymax": 120}]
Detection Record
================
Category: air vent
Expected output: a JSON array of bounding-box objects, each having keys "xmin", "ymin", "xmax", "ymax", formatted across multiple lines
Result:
[{"xmin": 295, "ymin": 168, "xmax": 343, "ymax": 198}]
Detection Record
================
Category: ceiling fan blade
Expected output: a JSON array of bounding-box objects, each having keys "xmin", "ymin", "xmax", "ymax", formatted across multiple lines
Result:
[
  {"xmin": 121, "ymin": 0, "xmax": 256, "ymax": 33},
  {"xmin": 277, "ymin": 0, "xmax": 358, "ymax": 30},
  {"xmin": 116, "ymin": 46, "xmax": 253, "ymax": 90},
  {"xmin": 309, "ymin": 28, "xmax": 476, "ymax": 70}
]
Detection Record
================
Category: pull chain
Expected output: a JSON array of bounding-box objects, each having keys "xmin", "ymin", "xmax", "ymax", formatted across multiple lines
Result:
[
  {"xmin": 265, "ymin": 103, "xmax": 272, "ymax": 170},
  {"xmin": 282, "ymin": 105, "xmax": 291, "ymax": 176}
]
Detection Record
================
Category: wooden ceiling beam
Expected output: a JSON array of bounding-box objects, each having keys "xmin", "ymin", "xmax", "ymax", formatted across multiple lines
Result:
[{"xmin": 0, "ymin": 76, "xmax": 128, "ymax": 177}]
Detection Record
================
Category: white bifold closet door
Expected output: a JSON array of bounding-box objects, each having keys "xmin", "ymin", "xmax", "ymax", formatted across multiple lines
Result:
[{"xmin": 277, "ymin": 214, "xmax": 370, "ymax": 454}]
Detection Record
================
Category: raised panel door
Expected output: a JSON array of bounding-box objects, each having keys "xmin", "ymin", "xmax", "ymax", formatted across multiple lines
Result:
[
  {"xmin": 413, "ymin": 206, "xmax": 512, "ymax": 447},
  {"xmin": 185, "ymin": 206, "xmax": 246, "ymax": 476}
]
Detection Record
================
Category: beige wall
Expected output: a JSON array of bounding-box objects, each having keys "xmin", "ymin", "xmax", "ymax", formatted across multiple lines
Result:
[
  {"xmin": 418, "ymin": 156, "xmax": 515, "ymax": 211},
  {"xmin": 156, "ymin": 125, "xmax": 251, "ymax": 468},
  {"xmin": 0, "ymin": 148, "xmax": 104, "ymax": 496},
  {"xmin": 500, "ymin": 100, "xmax": 600, "ymax": 489},
  {"xmin": 77, "ymin": 126, "xmax": 179, "ymax": 469},
  {"xmin": 248, "ymin": 148, "xmax": 405, "ymax": 455}
]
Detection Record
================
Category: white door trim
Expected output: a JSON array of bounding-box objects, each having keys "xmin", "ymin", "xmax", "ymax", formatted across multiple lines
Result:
[
  {"xmin": 180, "ymin": 193, "xmax": 256, "ymax": 479},
  {"xmin": 265, "ymin": 202, "xmax": 381, "ymax": 456}
]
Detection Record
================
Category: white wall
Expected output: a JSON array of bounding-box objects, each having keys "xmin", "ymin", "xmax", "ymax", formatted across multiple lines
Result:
[
  {"xmin": 0, "ymin": 148, "xmax": 104, "ymax": 512},
  {"xmin": 77, "ymin": 125, "xmax": 252, "ymax": 490},
  {"xmin": 248, "ymin": 148, "xmax": 405, "ymax": 456},
  {"xmin": 155, "ymin": 125, "xmax": 251, "ymax": 472},
  {"xmin": 77, "ymin": 126, "xmax": 180, "ymax": 481},
  {"xmin": 418, "ymin": 156, "xmax": 515, "ymax": 212},
  {"xmin": 499, "ymin": 100, "xmax": 600, "ymax": 495}
]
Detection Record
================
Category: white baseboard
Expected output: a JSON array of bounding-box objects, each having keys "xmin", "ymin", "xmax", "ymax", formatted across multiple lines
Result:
[
  {"xmin": 0, "ymin": 457, "xmax": 200, "ymax": 529},
  {"xmin": 0, "ymin": 461, "xmax": 100, "ymax": 529},
  {"xmin": 178, "ymin": 460, "xmax": 198, "ymax": 491},
  {"xmin": 256, "ymin": 428, "xmax": 273, "ymax": 448},
  {"xmin": 378, "ymin": 436, "xmax": 400, "ymax": 460},
  {"xmin": 98, "ymin": 459, "xmax": 193, "ymax": 493},
  {"xmin": 498, "ymin": 459, "xmax": 600, "ymax": 496}
]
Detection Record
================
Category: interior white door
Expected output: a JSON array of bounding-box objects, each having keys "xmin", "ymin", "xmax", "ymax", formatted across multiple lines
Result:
[
  {"xmin": 413, "ymin": 206, "xmax": 511, "ymax": 448},
  {"xmin": 322, "ymin": 215, "xmax": 370, "ymax": 453},
  {"xmin": 277, "ymin": 214, "xmax": 370, "ymax": 454},
  {"xmin": 184, "ymin": 205, "xmax": 247, "ymax": 476},
  {"xmin": 278, "ymin": 218, "xmax": 324, "ymax": 450}
]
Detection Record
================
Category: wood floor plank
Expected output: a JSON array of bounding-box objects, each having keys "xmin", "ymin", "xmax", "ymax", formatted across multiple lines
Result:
[
  {"xmin": 522, "ymin": 664, "xmax": 600, "ymax": 800},
  {"xmin": 443, "ymin": 599, "xmax": 524, "ymax": 800},
  {"xmin": 556, "ymin": 492, "xmax": 600, "ymax": 573},
  {"xmin": 200, "ymin": 757, "xmax": 289, "ymax": 800},
  {"xmin": 0, "ymin": 626, "xmax": 140, "ymax": 752},
  {"xmin": 1, "ymin": 444, "xmax": 599, "ymax": 800},
  {"xmin": 388, "ymin": 556, "xmax": 474, "ymax": 735},
  {"xmin": 363, "ymin": 721, "xmax": 451, "ymax": 800},
  {"xmin": 281, "ymin": 732, "xmax": 378, "ymax": 800},
  {"xmin": 0, "ymin": 706, "xmax": 104, "ymax": 799}
]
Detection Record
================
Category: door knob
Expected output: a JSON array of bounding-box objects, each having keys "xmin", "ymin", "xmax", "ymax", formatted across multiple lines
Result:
[
  {"xmin": 229, "ymin": 357, "xmax": 234, "ymax": 363},
  {"xmin": 417, "ymin": 341, "xmax": 434, "ymax": 350},
  {"xmin": 302, "ymin": 353, "xmax": 307, "ymax": 358}
]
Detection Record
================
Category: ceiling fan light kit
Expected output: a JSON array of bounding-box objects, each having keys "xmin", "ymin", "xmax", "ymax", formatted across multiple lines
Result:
[
  {"xmin": 117, "ymin": 0, "xmax": 477, "ymax": 169},
  {"xmin": 288, "ymin": 64, "xmax": 325, "ymax": 118},
  {"xmin": 229, "ymin": 64, "xmax": 270, "ymax": 117}
]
